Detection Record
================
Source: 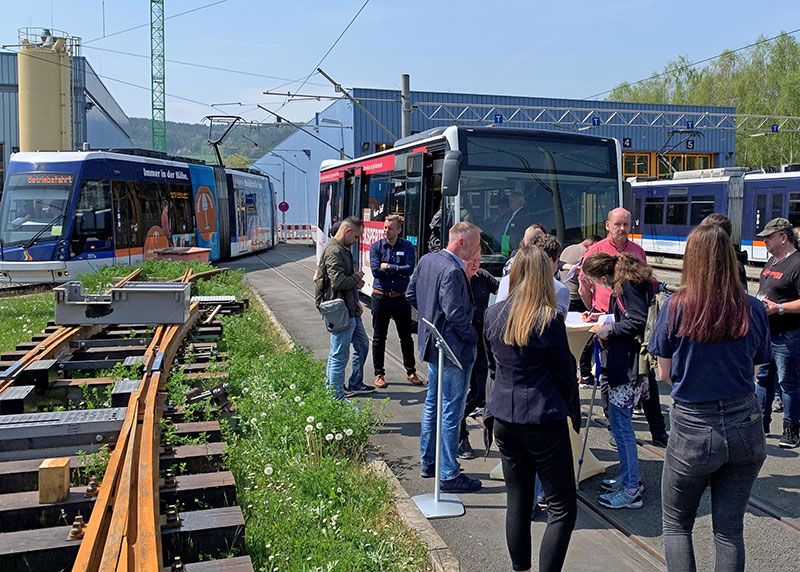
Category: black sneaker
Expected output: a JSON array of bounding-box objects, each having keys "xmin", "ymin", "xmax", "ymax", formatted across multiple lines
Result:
[
  {"xmin": 778, "ymin": 421, "xmax": 800, "ymax": 449},
  {"xmin": 650, "ymin": 433, "xmax": 669, "ymax": 448},
  {"xmin": 440, "ymin": 473, "xmax": 482, "ymax": 493},
  {"xmin": 763, "ymin": 416, "xmax": 772, "ymax": 436},
  {"xmin": 458, "ymin": 438, "xmax": 476, "ymax": 460},
  {"xmin": 420, "ymin": 463, "xmax": 435, "ymax": 478},
  {"xmin": 772, "ymin": 398, "xmax": 783, "ymax": 413},
  {"xmin": 346, "ymin": 383, "xmax": 375, "ymax": 394}
]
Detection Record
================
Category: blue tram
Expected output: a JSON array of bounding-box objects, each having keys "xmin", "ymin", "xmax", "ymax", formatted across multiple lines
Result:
[
  {"xmin": 630, "ymin": 168, "xmax": 800, "ymax": 263},
  {"xmin": 0, "ymin": 149, "xmax": 277, "ymax": 283}
]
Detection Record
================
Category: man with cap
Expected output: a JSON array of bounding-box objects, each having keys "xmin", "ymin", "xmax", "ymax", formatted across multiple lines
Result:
[{"xmin": 755, "ymin": 217, "xmax": 800, "ymax": 448}]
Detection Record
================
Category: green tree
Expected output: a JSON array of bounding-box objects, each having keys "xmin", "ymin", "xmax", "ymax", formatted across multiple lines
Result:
[{"xmin": 607, "ymin": 32, "xmax": 800, "ymax": 167}]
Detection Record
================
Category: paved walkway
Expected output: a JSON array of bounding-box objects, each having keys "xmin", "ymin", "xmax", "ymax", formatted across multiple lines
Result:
[{"xmin": 225, "ymin": 244, "xmax": 668, "ymax": 572}]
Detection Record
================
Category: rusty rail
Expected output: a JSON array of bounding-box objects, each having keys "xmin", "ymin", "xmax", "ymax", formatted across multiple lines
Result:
[{"xmin": 73, "ymin": 271, "xmax": 199, "ymax": 571}]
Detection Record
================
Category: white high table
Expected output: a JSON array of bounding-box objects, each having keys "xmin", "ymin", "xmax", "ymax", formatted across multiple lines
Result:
[{"xmin": 489, "ymin": 312, "xmax": 608, "ymax": 484}]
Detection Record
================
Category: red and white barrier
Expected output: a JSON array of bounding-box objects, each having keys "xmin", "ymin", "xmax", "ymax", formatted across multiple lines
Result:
[{"xmin": 279, "ymin": 224, "xmax": 313, "ymax": 241}]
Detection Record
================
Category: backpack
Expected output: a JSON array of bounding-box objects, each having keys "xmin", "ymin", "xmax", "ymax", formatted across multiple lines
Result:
[{"xmin": 618, "ymin": 281, "xmax": 669, "ymax": 377}]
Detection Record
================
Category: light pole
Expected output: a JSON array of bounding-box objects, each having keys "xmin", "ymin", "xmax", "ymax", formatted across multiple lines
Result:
[{"xmin": 320, "ymin": 118, "xmax": 346, "ymax": 160}]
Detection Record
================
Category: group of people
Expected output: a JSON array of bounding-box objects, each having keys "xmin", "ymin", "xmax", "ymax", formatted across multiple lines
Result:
[{"xmin": 314, "ymin": 205, "xmax": 800, "ymax": 572}]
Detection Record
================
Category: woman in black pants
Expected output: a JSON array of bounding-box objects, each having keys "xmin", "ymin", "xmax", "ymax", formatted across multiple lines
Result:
[
  {"xmin": 484, "ymin": 245, "xmax": 578, "ymax": 572},
  {"xmin": 648, "ymin": 224, "xmax": 770, "ymax": 571}
]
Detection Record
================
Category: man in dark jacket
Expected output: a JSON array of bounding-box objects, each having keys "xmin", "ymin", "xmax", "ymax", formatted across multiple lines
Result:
[
  {"xmin": 407, "ymin": 221, "xmax": 483, "ymax": 493},
  {"xmin": 316, "ymin": 217, "xmax": 374, "ymax": 400}
]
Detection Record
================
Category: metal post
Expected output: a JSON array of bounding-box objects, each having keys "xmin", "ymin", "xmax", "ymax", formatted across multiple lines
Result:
[
  {"xmin": 576, "ymin": 381, "xmax": 600, "ymax": 486},
  {"xmin": 401, "ymin": 73, "xmax": 411, "ymax": 138},
  {"xmin": 281, "ymin": 158, "xmax": 286, "ymax": 236},
  {"xmin": 433, "ymin": 340, "xmax": 444, "ymax": 501}
]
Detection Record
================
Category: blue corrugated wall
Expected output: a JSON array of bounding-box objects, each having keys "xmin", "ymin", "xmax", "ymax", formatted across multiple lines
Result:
[{"xmin": 351, "ymin": 88, "xmax": 735, "ymax": 165}]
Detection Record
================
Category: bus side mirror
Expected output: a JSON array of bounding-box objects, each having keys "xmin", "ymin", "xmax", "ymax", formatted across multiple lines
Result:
[
  {"xmin": 622, "ymin": 180, "xmax": 632, "ymax": 211},
  {"xmin": 441, "ymin": 150, "xmax": 462, "ymax": 197}
]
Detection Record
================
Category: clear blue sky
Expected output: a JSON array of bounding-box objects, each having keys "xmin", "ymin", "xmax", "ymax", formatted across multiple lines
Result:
[{"xmin": 2, "ymin": 0, "xmax": 798, "ymax": 125}]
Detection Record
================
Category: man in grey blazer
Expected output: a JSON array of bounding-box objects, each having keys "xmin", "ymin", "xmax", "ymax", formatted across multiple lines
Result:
[{"xmin": 407, "ymin": 221, "xmax": 483, "ymax": 493}]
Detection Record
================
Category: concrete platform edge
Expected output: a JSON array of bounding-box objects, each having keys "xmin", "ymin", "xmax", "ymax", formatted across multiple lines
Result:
[
  {"xmin": 245, "ymin": 276, "xmax": 295, "ymax": 350},
  {"xmin": 369, "ymin": 459, "xmax": 462, "ymax": 572}
]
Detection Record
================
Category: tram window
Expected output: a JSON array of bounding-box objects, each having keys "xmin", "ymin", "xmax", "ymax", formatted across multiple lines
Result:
[
  {"xmin": 112, "ymin": 181, "xmax": 142, "ymax": 249},
  {"xmin": 689, "ymin": 195, "xmax": 715, "ymax": 225},
  {"xmin": 771, "ymin": 193, "xmax": 785, "ymax": 221},
  {"xmin": 665, "ymin": 196, "xmax": 688, "ymax": 225},
  {"xmin": 644, "ymin": 198, "xmax": 665, "ymax": 224},
  {"xmin": 168, "ymin": 183, "xmax": 195, "ymax": 246},
  {"xmin": 71, "ymin": 180, "xmax": 113, "ymax": 257},
  {"xmin": 788, "ymin": 193, "xmax": 800, "ymax": 226}
]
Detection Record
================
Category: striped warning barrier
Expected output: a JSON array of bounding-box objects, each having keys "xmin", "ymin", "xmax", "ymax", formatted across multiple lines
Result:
[{"xmin": 279, "ymin": 224, "xmax": 313, "ymax": 240}]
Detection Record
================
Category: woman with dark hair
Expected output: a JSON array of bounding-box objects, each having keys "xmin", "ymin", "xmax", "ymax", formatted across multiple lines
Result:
[
  {"xmin": 581, "ymin": 252, "xmax": 654, "ymax": 509},
  {"xmin": 648, "ymin": 224, "xmax": 770, "ymax": 571},
  {"xmin": 699, "ymin": 213, "xmax": 748, "ymax": 287},
  {"xmin": 484, "ymin": 245, "xmax": 577, "ymax": 572}
]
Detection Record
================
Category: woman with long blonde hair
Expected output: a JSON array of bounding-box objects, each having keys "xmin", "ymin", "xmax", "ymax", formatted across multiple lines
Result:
[{"xmin": 484, "ymin": 245, "xmax": 578, "ymax": 572}]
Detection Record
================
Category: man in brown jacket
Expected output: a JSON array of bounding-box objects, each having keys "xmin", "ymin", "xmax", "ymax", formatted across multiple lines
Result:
[{"xmin": 316, "ymin": 217, "xmax": 374, "ymax": 399}]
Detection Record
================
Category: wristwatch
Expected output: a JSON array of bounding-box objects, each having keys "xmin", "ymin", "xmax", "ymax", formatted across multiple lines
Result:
[{"xmin": 778, "ymin": 304, "xmax": 785, "ymax": 315}]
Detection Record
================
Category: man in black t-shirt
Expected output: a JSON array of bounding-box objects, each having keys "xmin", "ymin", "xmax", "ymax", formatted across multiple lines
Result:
[{"xmin": 755, "ymin": 217, "xmax": 800, "ymax": 448}]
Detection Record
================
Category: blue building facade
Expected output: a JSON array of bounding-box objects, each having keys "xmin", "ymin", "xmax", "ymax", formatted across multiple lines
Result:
[{"xmin": 256, "ymin": 87, "xmax": 736, "ymax": 226}]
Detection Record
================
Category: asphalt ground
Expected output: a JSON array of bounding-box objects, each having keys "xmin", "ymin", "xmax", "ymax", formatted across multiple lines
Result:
[{"xmin": 226, "ymin": 243, "xmax": 799, "ymax": 572}]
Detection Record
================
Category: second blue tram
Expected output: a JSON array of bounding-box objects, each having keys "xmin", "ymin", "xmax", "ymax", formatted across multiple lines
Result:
[
  {"xmin": 0, "ymin": 149, "xmax": 277, "ymax": 283},
  {"xmin": 630, "ymin": 168, "xmax": 800, "ymax": 263}
]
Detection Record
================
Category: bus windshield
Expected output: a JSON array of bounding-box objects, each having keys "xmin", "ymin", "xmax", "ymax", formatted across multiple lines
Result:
[
  {"xmin": 457, "ymin": 131, "xmax": 619, "ymax": 261},
  {"xmin": 0, "ymin": 173, "xmax": 73, "ymax": 245}
]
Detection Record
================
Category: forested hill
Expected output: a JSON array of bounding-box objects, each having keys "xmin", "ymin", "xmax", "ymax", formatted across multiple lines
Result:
[
  {"xmin": 126, "ymin": 117, "xmax": 294, "ymax": 165},
  {"xmin": 608, "ymin": 32, "xmax": 800, "ymax": 168}
]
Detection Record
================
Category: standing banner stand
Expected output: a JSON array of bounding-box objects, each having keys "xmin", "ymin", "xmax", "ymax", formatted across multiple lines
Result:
[{"xmin": 412, "ymin": 318, "xmax": 465, "ymax": 519}]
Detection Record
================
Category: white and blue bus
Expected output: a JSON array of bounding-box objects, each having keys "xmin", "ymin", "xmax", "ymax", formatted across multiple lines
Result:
[
  {"xmin": 0, "ymin": 149, "xmax": 277, "ymax": 283},
  {"xmin": 317, "ymin": 126, "xmax": 624, "ymax": 293}
]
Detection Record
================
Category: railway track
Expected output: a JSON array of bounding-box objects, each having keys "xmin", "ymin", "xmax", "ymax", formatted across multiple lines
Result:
[{"xmin": 0, "ymin": 270, "xmax": 253, "ymax": 571}]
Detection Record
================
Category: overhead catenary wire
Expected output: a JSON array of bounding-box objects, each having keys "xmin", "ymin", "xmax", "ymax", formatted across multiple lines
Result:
[
  {"xmin": 81, "ymin": 44, "xmax": 332, "ymax": 88},
  {"xmin": 0, "ymin": 46, "xmax": 219, "ymax": 113},
  {"xmin": 83, "ymin": 0, "xmax": 232, "ymax": 44},
  {"xmin": 257, "ymin": 105, "xmax": 353, "ymax": 159},
  {"xmin": 584, "ymin": 27, "xmax": 800, "ymax": 100},
  {"xmin": 278, "ymin": 0, "xmax": 371, "ymax": 112}
]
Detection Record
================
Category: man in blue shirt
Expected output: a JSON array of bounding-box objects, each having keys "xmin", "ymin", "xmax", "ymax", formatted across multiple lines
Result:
[{"xmin": 369, "ymin": 215, "xmax": 422, "ymax": 388}]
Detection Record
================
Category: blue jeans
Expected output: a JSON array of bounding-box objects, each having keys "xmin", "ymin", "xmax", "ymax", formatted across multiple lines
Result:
[
  {"xmin": 326, "ymin": 315, "xmax": 369, "ymax": 400},
  {"xmin": 608, "ymin": 401, "xmax": 640, "ymax": 491},
  {"xmin": 755, "ymin": 329, "xmax": 800, "ymax": 425},
  {"xmin": 662, "ymin": 393, "xmax": 766, "ymax": 572},
  {"xmin": 421, "ymin": 353, "xmax": 474, "ymax": 481}
]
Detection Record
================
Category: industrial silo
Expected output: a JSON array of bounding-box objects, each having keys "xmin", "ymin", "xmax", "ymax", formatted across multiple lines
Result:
[{"xmin": 17, "ymin": 28, "xmax": 73, "ymax": 152}]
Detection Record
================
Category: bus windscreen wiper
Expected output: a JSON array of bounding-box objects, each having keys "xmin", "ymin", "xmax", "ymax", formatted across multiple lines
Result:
[{"xmin": 22, "ymin": 214, "xmax": 63, "ymax": 249}]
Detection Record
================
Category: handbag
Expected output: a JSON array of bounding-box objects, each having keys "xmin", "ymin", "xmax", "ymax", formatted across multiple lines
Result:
[{"xmin": 319, "ymin": 298, "xmax": 350, "ymax": 333}]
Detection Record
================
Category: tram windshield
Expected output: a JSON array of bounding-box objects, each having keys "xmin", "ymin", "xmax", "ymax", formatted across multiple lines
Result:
[
  {"xmin": 456, "ymin": 131, "xmax": 619, "ymax": 260},
  {"xmin": 0, "ymin": 173, "xmax": 73, "ymax": 245}
]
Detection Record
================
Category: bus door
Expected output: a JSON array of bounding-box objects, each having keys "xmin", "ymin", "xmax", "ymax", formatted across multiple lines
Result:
[
  {"xmin": 403, "ymin": 153, "xmax": 424, "ymax": 260},
  {"xmin": 343, "ymin": 168, "xmax": 362, "ymax": 267}
]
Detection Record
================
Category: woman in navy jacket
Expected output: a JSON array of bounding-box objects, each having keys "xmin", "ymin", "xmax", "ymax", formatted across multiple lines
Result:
[{"xmin": 484, "ymin": 245, "xmax": 577, "ymax": 572}]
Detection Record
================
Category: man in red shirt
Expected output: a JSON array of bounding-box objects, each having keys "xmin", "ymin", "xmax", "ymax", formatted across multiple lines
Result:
[
  {"xmin": 579, "ymin": 207, "xmax": 669, "ymax": 447},
  {"xmin": 579, "ymin": 207, "xmax": 646, "ymax": 312}
]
